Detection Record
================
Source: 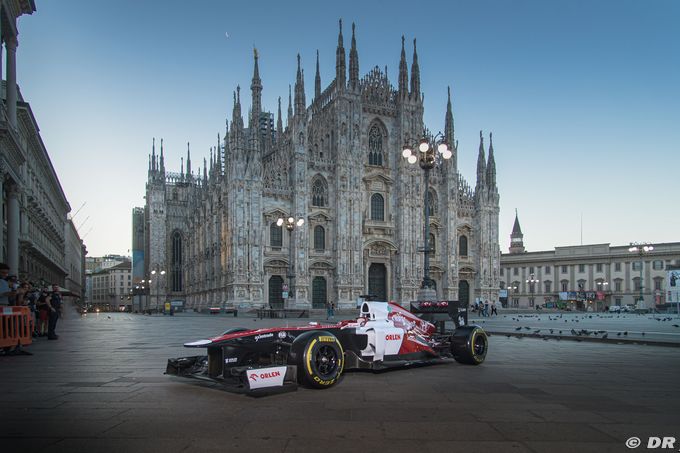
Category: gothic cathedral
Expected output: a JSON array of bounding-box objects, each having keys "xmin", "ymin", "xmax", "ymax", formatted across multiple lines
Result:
[{"xmin": 143, "ymin": 21, "xmax": 500, "ymax": 311}]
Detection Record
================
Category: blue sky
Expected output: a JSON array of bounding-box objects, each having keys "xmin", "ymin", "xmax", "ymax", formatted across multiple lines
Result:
[{"xmin": 17, "ymin": 0, "xmax": 680, "ymax": 256}]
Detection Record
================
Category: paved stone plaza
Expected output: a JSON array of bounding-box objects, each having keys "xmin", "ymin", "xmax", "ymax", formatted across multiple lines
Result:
[{"xmin": 2, "ymin": 305, "xmax": 680, "ymax": 453}]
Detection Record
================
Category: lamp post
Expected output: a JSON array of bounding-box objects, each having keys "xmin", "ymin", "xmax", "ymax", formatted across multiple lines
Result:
[
  {"xmin": 628, "ymin": 242, "xmax": 654, "ymax": 311},
  {"xmin": 139, "ymin": 279, "xmax": 149, "ymax": 312},
  {"xmin": 402, "ymin": 131, "xmax": 452, "ymax": 300},
  {"xmin": 526, "ymin": 273, "xmax": 539, "ymax": 308},
  {"xmin": 507, "ymin": 285, "xmax": 518, "ymax": 308},
  {"xmin": 277, "ymin": 215, "xmax": 305, "ymax": 309},
  {"xmin": 151, "ymin": 268, "xmax": 166, "ymax": 312}
]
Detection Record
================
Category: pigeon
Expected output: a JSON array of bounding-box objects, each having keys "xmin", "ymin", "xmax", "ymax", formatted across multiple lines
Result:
[
  {"xmin": 534, "ymin": 330, "xmax": 541, "ymax": 335},
  {"xmin": 525, "ymin": 326, "xmax": 532, "ymax": 330},
  {"xmin": 515, "ymin": 327, "xmax": 522, "ymax": 331},
  {"xmin": 550, "ymin": 329, "xmax": 554, "ymax": 334},
  {"xmin": 506, "ymin": 334, "xmax": 511, "ymax": 338},
  {"xmin": 617, "ymin": 332, "xmax": 622, "ymax": 336},
  {"xmin": 673, "ymin": 325, "xmax": 679, "ymax": 328},
  {"xmin": 559, "ymin": 330, "xmax": 562, "ymax": 334},
  {"xmin": 602, "ymin": 333, "xmax": 608, "ymax": 339},
  {"xmin": 623, "ymin": 331, "xmax": 628, "ymax": 336},
  {"xmin": 571, "ymin": 329, "xmax": 579, "ymax": 336},
  {"xmin": 642, "ymin": 332, "xmax": 645, "ymax": 336}
]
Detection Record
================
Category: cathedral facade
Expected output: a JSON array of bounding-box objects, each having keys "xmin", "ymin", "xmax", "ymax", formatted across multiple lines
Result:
[{"xmin": 142, "ymin": 21, "xmax": 500, "ymax": 311}]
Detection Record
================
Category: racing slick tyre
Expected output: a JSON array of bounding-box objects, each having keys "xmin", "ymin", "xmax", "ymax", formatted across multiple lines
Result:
[
  {"xmin": 450, "ymin": 325, "xmax": 488, "ymax": 365},
  {"xmin": 290, "ymin": 331, "xmax": 344, "ymax": 389}
]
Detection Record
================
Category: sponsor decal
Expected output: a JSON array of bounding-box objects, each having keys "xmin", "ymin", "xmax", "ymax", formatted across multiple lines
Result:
[
  {"xmin": 318, "ymin": 335, "xmax": 336, "ymax": 342},
  {"xmin": 385, "ymin": 334, "xmax": 402, "ymax": 341},
  {"xmin": 254, "ymin": 333, "xmax": 274, "ymax": 342},
  {"xmin": 247, "ymin": 366, "xmax": 287, "ymax": 390},
  {"xmin": 277, "ymin": 331, "xmax": 287, "ymax": 339},
  {"xmin": 224, "ymin": 357, "xmax": 238, "ymax": 364}
]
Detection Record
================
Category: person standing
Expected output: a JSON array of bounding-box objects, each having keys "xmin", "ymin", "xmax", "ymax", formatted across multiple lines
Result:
[
  {"xmin": 47, "ymin": 284, "xmax": 62, "ymax": 340},
  {"xmin": 491, "ymin": 300, "xmax": 498, "ymax": 316}
]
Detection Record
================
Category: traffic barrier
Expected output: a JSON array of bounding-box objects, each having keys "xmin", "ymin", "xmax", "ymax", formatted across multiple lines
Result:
[{"xmin": 0, "ymin": 306, "xmax": 34, "ymax": 348}]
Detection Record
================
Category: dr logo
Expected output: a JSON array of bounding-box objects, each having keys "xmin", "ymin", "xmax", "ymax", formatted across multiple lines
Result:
[{"xmin": 647, "ymin": 437, "xmax": 676, "ymax": 449}]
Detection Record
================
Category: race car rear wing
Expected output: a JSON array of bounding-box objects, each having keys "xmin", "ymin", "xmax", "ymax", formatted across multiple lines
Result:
[{"xmin": 409, "ymin": 300, "xmax": 468, "ymax": 331}]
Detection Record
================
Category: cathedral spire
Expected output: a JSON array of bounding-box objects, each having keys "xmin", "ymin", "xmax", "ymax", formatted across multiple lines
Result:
[
  {"xmin": 151, "ymin": 137, "xmax": 156, "ymax": 172},
  {"xmin": 294, "ymin": 53, "xmax": 306, "ymax": 116},
  {"xmin": 216, "ymin": 133, "xmax": 222, "ymax": 173},
  {"xmin": 251, "ymin": 48, "xmax": 262, "ymax": 128},
  {"xmin": 287, "ymin": 84, "xmax": 293, "ymax": 128},
  {"xmin": 180, "ymin": 157, "xmax": 184, "ymax": 176},
  {"xmin": 314, "ymin": 50, "xmax": 321, "ymax": 99},
  {"xmin": 232, "ymin": 86, "xmax": 243, "ymax": 133},
  {"xmin": 410, "ymin": 38, "xmax": 420, "ymax": 99},
  {"xmin": 335, "ymin": 19, "xmax": 346, "ymax": 88},
  {"xmin": 203, "ymin": 157, "xmax": 208, "ymax": 185},
  {"xmin": 509, "ymin": 209, "xmax": 525, "ymax": 254},
  {"xmin": 349, "ymin": 22, "xmax": 359, "ymax": 90},
  {"xmin": 476, "ymin": 130, "xmax": 486, "ymax": 189},
  {"xmin": 159, "ymin": 138, "xmax": 165, "ymax": 175},
  {"xmin": 398, "ymin": 35, "xmax": 409, "ymax": 97},
  {"xmin": 277, "ymin": 96, "xmax": 283, "ymax": 138},
  {"xmin": 444, "ymin": 86, "xmax": 454, "ymax": 145},
  {"xmin": 186, "ymin": 142, "xmax": 192, "ymax": 178},
  {"xmin": 486, "ymin": 132, "xmax": 497, "ymax": 190}
]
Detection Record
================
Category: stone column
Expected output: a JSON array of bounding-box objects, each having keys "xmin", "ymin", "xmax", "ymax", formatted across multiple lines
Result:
[
  {"xmin": 6, "ymin": 35, "xmax": 17, "ymax": 128},
  {"xmin": 7, "ymin": 185, "xmax": 20, "ymax": 274}
]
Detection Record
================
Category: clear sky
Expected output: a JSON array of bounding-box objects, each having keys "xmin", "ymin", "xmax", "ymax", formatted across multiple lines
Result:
[{"xmin": 16, "ymin": 0, "xmax": 680, "ymax": 257}]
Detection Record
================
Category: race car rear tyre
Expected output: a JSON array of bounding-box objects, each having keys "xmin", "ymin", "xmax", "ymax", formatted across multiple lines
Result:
[
  {"xmin": 291, "ymin": 331, "xmax": 344, "ymax": 389},
  {"xmin": 451, "ymin": 325, "xmax": 488, "ymax": 365}
]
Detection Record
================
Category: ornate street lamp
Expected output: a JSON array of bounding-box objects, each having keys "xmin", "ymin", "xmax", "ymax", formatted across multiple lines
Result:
[
  {"xmin": 402, "ymin": 131, "xmax": 452, "ymax": 299},
  {"xmin": 151, "ymin": 268, "xmax": 166, "ymax": 312},
  {"xmin": 526, "ymin": 273, "xmax": 539, "ymax": 307},
  {"xmin": 277, "ymin": 215, "xmax": 305, "ymax": 308},
  {"xmin": 628, "ymin": 242, "xmax": 654, "ymax": 311}
]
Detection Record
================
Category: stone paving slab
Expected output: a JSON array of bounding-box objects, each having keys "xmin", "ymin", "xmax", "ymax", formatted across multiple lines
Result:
[{"xmin": 1, "ymin": 308, "xmax": 679, "ymax": 452}]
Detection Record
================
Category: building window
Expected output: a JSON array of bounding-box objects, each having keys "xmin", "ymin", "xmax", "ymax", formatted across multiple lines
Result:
[
  {"xmin": 561, "ymin": 280, "xmax": 568, "ymax": 292},
  {"xmin": 596, "ymin": 263, "xmax": 603, "ymax": 272},
  {"xmin": 513, "ymin": 267, "xmax": 518, "ymax": 276},
  {"xmin": 314, "ymin": 225, "xmax": 325, "ymax": 251},
  {"xmin": 171, "ymin": 231, "xmax": 183, "ymax": 292},
  {"xmin": 614, "ymin": 262, "xmax": 621, "ymax": 272},
  {"xmin": 544, "ymin": 281, "xmax": 552, "ymax": 293},
  {"xmin": 311, "ymin": 177, "xmax": 327, "ymax": 207},
  {"xmin": 614, "ymin": 279, "xmax": 622, "ymax": 292},
  {"xmin": 529, "ymin": 298, "xmax": 534, "ymax": 308},
  {"xmin": 429, "ymin": 233, "xmax": 436, "ymax": 255},
  {"xmin": 654, "ymin": 278, "xmax": 662, "ymax": 291},
  {"xmin": 370, "ymin": 193, "xmax": 384, "ymax": 221},
  {"xmin": 545, "ymin": 266, "xmax": 551, "ymax": 274},
  {"xmin": 632, "ymin": 261, "xmax": 642, "ymax": 271},
  {"xmin": 500, "ymin": 268, "xmax": 504, "ymax": 276},
  {"xmin": 615, "ymin": 297, "xmax": 622, "ymax": 306},
  {"xmin": 633, "ymin": 277, "xmax": 641, "ymax": 291},
  {"xmin": 562, "ymin": 265, "xmax": 567, "ymax": 273},
  {"xmin": 270, "ymin": 223, "xmax": 283, "ymax": 248},
  {"xmin": 458, "ymin": 235, "xmax": 468, "ymax": 257},
  {"xmin": 577, "ymin": 279, "xmax": 586, "ymax": 291},
  {"xmin": 513, "ymin": 282, "xmax": 520, "ymax": 294},
  {"xmin": 578, "ymin": 264, "xmax": 585, "ymax": 273},
  {"xmin": 512, "ymin": 298, "xmax": 519, "ymax": 308},
  {"xmin": 529, "ymin": 267, "xmax": 534, "ymax": 274},
  {"xmin": 653, "ymin": 260, "xmax": 664, "ymax": 270},
  {"xmin": 368, "ymin": 124, "xmax": 385, "ymax": 166}
]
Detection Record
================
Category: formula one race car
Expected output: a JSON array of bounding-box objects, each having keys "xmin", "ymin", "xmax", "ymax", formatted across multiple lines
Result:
[{"xmin": 166, "ymin": 300, "xmax": 487, "ymax": 394}]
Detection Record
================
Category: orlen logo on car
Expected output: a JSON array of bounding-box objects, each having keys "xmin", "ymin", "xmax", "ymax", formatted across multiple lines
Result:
[
  {"xmin": 249, "ymin": 370, "xmax": 282, "ymax": 381},
  {"xmin": 385, "ymin": 334, "xmax": 401, "ymax": 341}
]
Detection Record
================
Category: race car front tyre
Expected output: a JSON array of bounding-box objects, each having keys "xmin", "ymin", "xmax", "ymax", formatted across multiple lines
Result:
[
  {"xmin": 291, "ymin": 331, "xmax": 344, "ymax": 389},
  {"xmin": 451, "ymin": 325, "xmax": 488, "ymax": 365}
]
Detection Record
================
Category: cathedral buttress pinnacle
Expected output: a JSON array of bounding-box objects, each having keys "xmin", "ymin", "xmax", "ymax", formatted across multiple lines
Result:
[
  {"xmin": 486, "ymin": 132, "xmax": 497, "ymax": 191},
  {"xmin": 315, "ymin": 50, "xmax": 321, "ymax": 99},
  {"xmin": 410, "ymin": 38, "xmax": 420, "ymax": 100},
  {"xmin": 398, "ymin": 35, "xmax": 408, "ymax": 97},
  {"xmin": 349, "ymin": 22, "xmax": 359, "ymax": 90},
  {"xmin": 336, "ymin": 19, "xmax": 346, "ymax": 88},
  {"xmin": 476, "ymin": 131, "xmax": 486, "ymax": 190}
]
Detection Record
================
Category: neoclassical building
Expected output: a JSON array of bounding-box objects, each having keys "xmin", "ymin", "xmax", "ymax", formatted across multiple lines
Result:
[
  {"xmin": 1, "ymin": 1, "xmax": 84, "ymax": 292},
  {"xmin": 141, "ymin": 22, "xmax": 500, "ymax": 311}
]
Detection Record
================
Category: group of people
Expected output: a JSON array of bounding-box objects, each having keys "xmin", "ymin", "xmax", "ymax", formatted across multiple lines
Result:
[
  {"xmin": 472, "ymin": 300, "xmax": 498, "ymax": 317},
  {"xmin": 0, "ymin": 263, "xmax": 63, "ymax": 342}
]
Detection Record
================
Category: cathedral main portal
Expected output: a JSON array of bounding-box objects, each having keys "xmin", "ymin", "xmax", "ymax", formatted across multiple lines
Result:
[{"xmin": 368, "ymin": 263, "xmax": 387, "ymax": 302}]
